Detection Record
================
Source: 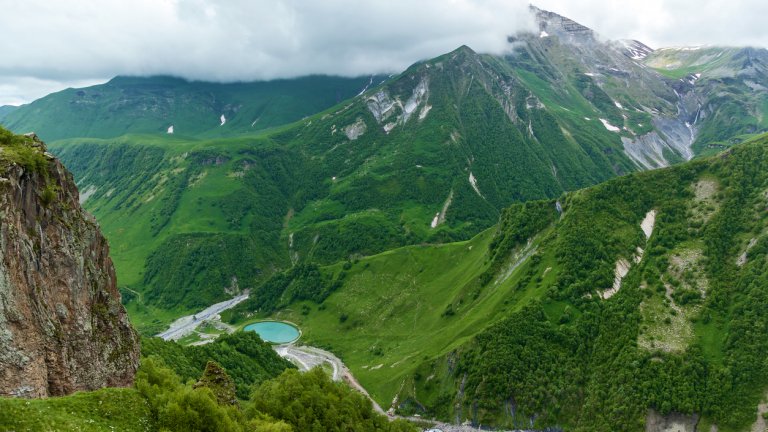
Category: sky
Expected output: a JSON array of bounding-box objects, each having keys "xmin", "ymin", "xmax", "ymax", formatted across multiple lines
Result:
[{"xmin": 1, "ymin": 0, "xmax": 767, "ymax": 105}]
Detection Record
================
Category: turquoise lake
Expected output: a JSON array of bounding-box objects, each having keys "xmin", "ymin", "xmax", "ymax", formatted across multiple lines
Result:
[{"xmin": 243, "ymin": 321, "xmax": 300, "ymax": 344}]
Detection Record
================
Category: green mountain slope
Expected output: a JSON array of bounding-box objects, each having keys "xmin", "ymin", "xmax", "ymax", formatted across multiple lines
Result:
[
  {"xmin": 0, "ymin": 333, "xmax": 415, "ymax": 431},
  {"xmin": 49, "ymin": 44, "xmax": 643, "ymax": 330},
  {"xmin": 23, "ymin": 9, "xmax": 768, "ymax": 341},
  {"xmin": 0, "ymin": 105, "xmax": 17, "ymax": 122},
  {"xmin": 254, "ymin": 134, "xmax": 768, "ymax": 431},
  {"xmin": 2, "ymin": 75, "xmax": 381, "ymax": 142}
]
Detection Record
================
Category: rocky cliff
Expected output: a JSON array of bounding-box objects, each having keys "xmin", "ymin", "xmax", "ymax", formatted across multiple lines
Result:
[{"xmin": 0, "ymin": 130, "xmax": 139, "ymax": 397}]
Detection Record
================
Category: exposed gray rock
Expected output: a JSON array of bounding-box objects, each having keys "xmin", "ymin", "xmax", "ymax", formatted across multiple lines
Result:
[{"xmin": 0, "ymin": 135, "xmax": 139, "ymax": 398}]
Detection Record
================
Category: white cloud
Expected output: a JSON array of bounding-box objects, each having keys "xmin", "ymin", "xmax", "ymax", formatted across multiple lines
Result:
[
  {"xmin": 535, "ymin": 0, "xmax": 768, "ymax": 49},
  {"xmin": 0, "ymin": 0, "xmax": 536, "ymax": 104},
  {"xmin": 1, "ymin": 0, "xmax": 767, "ymax": 105},
  {"xmin": 0, "ymin": 77, "xmax": 107, "ymax": 106}
]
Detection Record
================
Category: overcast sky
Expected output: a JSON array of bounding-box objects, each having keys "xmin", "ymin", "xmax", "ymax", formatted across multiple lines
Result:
[{"xmin": 1, "ymin": 0, "xmax": 767, "ymax": 105}]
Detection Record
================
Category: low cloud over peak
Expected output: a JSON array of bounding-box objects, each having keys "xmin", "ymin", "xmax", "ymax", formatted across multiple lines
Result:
[
  {"xmin": 0, "ymin": 0, "xmax": 536, "ymax": 104},
  {"xmin": 2, "ymin": 1, "xmax": 768, "ymax": 105}
]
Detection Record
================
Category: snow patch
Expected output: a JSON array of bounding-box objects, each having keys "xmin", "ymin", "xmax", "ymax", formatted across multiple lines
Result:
[
  {"xmin": 366, "ymin": 76, "xmax": 429, "ymax": 126},
  {"xmin": 418, "ymin": 104, "xmax": 432, "ymax": 120},
  {"xmin": 430, "ymin": 213, "xmax": 440, "ymax": 229},
  {"xmin": 600, "ymin": 118, "xmax": 621, "ymax": 132},
  {"xmin": 614, "ymin": 101, "xmax": 624, "ymax": 109},
  {"xmin": 468, "ymin": 172, "xmax": 483, "ymax": 198},
  {"xmin": 401, "ymin": 77, "xmax": 429, "ymax": 123},
  {"xmin": 430, "ymin": 191, "xmax": 453, "ymax": 229},
  {"xmin": 641, "ymin": 210, "xmax": 656, "ymax": 239},
  {"xmin": 356, "ymin": 76, "xmax": 374, "ymax": 97},
  {"xmin": 219, "ymin": 114, "xmax": 226, "ymax": 126},
  {"xmin": 539, "ymin": 30, "xmax": 549, "ymax": 38},
  {"xmin": 167, "ymin": 125, "xmax": 174, "ymax": 134},
  {"xmin": 602, "ymin": 211, "xmax": 655, "ymax": 299},
  {"xmin": 367, "ymin": 91, "xmax": 397, "ymax": 123}
]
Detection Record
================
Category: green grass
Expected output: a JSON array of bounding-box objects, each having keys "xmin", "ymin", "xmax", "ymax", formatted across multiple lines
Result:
[
  {"xmin": 0, "ymin": 388, "xmax": 152, "ymax": 432},
  {"xmin": 246, "ymin": 228, "xmax": 552, "ymax": 407},
  {"xmin": 2, "ymin": 75, "xmax": 381, "ymax": 142},
  {"xmin": 45, "ymin": 45, "xmax": 648, "ymax": 328}
]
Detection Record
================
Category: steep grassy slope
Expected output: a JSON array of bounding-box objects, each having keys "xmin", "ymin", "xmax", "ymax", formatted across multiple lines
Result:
[
  {"xmin": 49, "ymin": 44, "xmax": 645, "ymax": 333},
  {"xmin": 37, "ymin": 10, "xmax": 768, "ymax": 340},
  {"xmin": 2, "ymin": 75, "xmax": 380, "ymax": 141},
  {"xmin": 233, "ymin": 134, "xmax": 768, "ymax": 431}
]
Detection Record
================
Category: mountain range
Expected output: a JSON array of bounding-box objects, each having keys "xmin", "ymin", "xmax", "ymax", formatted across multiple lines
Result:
[{"xmin": 2, "ymin": 6, "xmax": 768, "ymax": 431}]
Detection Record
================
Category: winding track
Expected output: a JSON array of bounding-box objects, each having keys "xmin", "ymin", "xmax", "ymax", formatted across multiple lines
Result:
[{"xmin": 157, "ymin": 292, "xmax": 249, "ymax": 341}]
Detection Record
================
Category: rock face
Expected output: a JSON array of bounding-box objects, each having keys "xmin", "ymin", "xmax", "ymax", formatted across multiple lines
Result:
[
  {"xmin": 645, "ymin": 409, "xmax": 699, "ymax": 432},
  {"xmin": 0, "ymin": 134, "xmax": 139, "ymax": 398}
]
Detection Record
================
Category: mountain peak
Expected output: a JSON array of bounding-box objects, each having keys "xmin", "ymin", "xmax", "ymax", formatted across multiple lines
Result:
[{"xmin": 529, "ymin": 5, "xmax": 595, "ymax": 41}]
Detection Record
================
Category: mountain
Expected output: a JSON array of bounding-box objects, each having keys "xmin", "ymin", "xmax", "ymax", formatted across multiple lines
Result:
[
  {"xmin": 48, "ymin": 43, "xmax": 639, "ymax": 330},
  {"xmin": 643, "ymin": 46, "xmax": 768, "ymax": 153},
  {"xmin": 34, "ymin": 8, "xmax": 768, "ymax": 335},
  {"xmin": 1, "ymin": 75, "xmax": 383, "ymax": 142},
  {"xmin": 0, "ymin": 105, "xmax": 17, "ymax": 122},
  {"xmin": 0, "ymin": 128, "xmax": 139, "ymax": 397},
  {"xmin": 242, "ymin": 132, "xmax": 768, "ymax": 431}
]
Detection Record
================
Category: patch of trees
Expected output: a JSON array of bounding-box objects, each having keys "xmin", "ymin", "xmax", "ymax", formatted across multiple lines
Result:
[
  {"xmin": 228, "ymin": 264, "xmax": 343, "ymax": 320},
  {"xmin": 136, "ymin": 357, "xmax": 417, "ymax": 431},
  {"xmin": 141, "ymin": 332, "xmax": 293, "ymax": 399},
  {"xmin": 412, "ymin": 138, "xmax": 768, "ymax": 430}
]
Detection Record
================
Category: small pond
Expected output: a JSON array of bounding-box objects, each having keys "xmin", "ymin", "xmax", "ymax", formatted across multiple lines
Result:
[{"xmin": 243, "ymin": 321, "xmax": 300, "ymax": 344}]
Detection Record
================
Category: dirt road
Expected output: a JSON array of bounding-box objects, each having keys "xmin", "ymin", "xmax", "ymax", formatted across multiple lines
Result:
[{"xmin": 157, "ymin": 292, "xmax": 249, "ymax": 341}]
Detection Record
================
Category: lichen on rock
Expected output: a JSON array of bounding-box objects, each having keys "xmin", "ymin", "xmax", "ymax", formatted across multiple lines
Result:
[{"xmin": 0, "ymin": 129, "xmax": 139, "ymax": 398}]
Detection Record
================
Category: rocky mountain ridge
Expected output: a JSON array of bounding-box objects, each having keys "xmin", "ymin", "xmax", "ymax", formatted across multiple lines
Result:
[{"xmin": 0, "ymin": 130, "xmax": 139, "ymax": 397}]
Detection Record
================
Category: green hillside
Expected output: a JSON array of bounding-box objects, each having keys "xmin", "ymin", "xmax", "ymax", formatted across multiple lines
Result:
[
  {"xmin": 48, "ymin": 37, "xmax": 768, "ymax": 336},
  {"xmin": 0, "ymin": 333, "xmax": 416, "ymax": 432},
  {"xmin": 2, "ymin": 75, "xmax": 381, "ymax": 142},
  {"xmin": 234, "ymin": 133, "xmax": 768, "ymax": 431},
  {"xmin": 0, "ymin": 105, "xmax": 17, "ymax": 122},
  {"xmin": 49, "ymin": 44, "xmax": 652, "ymax": 333}
]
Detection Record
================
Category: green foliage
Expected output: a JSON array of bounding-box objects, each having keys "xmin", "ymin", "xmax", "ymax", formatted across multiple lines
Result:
[
  {"xmin": 0, "ymin": 127, "xmax": 49, "ymax": 175},
  {"xmin": 2, "ymin": 75, "xmax": 381, "ymax": 142},
  {"xmin": 141, "ymin": 332, "xmax": 294, "ymax": 399},
  {"xmin": 136, "ymin": 357, "xmax": 246, "ymax": 432},
  {"xmin": 481, "ymin": 199, "xmax": 559, "ymax": 284},
  {"xmin": 47, "ymin": 44, "xmax": 644, "ymax": 323},
  {"xmin": 229, "ymin": 264, "xmax": 341, "ymax": 318},
  {"xmin": 248, "ymin": 368, "xmax": 416, "ymax": 432},
  {"xmin": 0, "ymin": 388, "xmax": 152, "ymax": 432},
  {"xmin": 401, "ymin": 135, "xmax": 768, "ymax": 430},
  {"xmin": 143, "ymin": 233, "xmax": 264, "ymax": 309},
  {"xmin": 194, "ymin": 361, "xmax": 239, "ymax": 407}
]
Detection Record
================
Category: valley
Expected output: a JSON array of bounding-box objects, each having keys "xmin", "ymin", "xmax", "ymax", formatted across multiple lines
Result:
[{"xmin": 2, "ymin": 3, "xmax": 768, "ymax": 431}]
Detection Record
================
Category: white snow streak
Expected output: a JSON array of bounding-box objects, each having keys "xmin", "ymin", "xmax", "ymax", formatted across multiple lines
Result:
[{"xmin": 600, "ymin": 118, "xmax": 621, "ymax": 132}]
